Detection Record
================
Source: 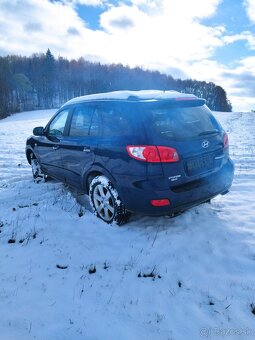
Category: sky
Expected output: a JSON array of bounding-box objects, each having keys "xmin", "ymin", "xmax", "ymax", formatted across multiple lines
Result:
[{"xmin": 0, "ymin": 0, "xmax": 255, "ymax": 111}]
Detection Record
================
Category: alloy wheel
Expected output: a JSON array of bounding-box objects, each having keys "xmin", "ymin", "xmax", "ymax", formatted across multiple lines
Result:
[{"xmin": 93, "ymin": 184, "xmax": 115, "ymax": 222}]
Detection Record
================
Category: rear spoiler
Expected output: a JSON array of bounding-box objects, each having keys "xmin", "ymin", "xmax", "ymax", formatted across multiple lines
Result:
[
  {"xmin": 173, "ymin": 98, "xmax": 206, "ymax": 106},
  {"xmin": 137, "ymin": 98, "xmax": 206, "ymax": 108}
]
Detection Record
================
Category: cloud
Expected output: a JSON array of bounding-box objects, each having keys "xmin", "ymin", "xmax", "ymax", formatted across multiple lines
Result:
[
  {"xmin": 62, "ymin": 0, "xmax": 105, "ymax": 6},
  {"xmin": 24, "ymin": 22, "xmax": 43, "ymax": 32},
  {"xmin": 0, "ymin": 0, "xmax": 254, "ymax": 110},
  {"xmin": 150, "ymin": 63, "xmax": 188, "ymax": 79},
  {"xmin": 0, "ymin": 0, "xmax": 226, "ymax": 63},
  {"xmin": 221, "ymin": 72, "xmax": 255, "ymax": 97},
  {"xmin": 168, "ymin": 56, "xmax": 255, "ymax": 111},
  {"xmin": 99, "ymin": 3, "xmax": 225, "ymax": 64},
  {"xmin": 67, "ymin": 26, "xmax": 80, "ymax": 35},
  {"xmin": 162, "ymin": 0, "xmax": 222, "ymax": 20},
  {"xmin": 128, "ymin": 0, "xmax": 162, "ymax": 13},
  {"xmin": 109, "ymin": 16, "xmax": 135, "ymax": 29},
  {"xmin": 129, "ymin": 0, "xmax": 222, "ymax": 18},
  {"xmin": 244, "ymin": 0, "xmax": 255, "ymax": 22},
  {"xmin": 100, "ymin": 5, "xmax": 147, "ymax": 32},
  {"xmin": 0, "ymin": 0, "xmax": 88, "ymax": 55},
  {"xmin": 223, "ymin": 31, "xmax": 255, "ymax": 49}
]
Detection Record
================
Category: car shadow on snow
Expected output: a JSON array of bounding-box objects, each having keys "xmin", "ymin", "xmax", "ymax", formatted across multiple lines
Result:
[{"xmin": 68, "ymin": 182, "xmax": 225, "ymax": 234}]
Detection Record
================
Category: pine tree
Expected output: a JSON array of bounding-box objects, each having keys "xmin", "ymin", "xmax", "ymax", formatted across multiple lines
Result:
[{"xmin": 42, "ymin": 49, "xmax": 56, "ymax": 107}]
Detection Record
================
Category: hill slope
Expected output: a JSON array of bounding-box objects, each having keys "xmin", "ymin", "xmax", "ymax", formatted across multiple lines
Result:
[{"xmin": 0, "ymin": 109, "xmax": 255, "ymax": 339}]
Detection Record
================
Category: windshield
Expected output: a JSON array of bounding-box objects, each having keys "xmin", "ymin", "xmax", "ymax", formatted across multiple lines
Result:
[{"xmin": 145, "ymin": 103, "xmax": 220, "ymax": 139}]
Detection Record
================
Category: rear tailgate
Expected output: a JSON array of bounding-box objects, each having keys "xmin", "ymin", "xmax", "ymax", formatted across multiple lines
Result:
[
  {"xmin": 161, "ymin": 133, "xmax": 225, "ymax": 185},
  {"xmin": 142, "ymin": 101, "xmax": 227, "ymax": 186}
]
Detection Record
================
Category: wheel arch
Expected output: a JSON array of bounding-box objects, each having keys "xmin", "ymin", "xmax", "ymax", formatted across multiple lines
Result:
[
  {"xmin": 83, "ymin": 166, "xmax": 118, "ymax": 194},
  {"xmin": 26, "ymin": 147, "xmax": 34, "ymax": 165},
  {"xmin": 88, "ymin": 168, "xmax": 131, "ymax": 225}
]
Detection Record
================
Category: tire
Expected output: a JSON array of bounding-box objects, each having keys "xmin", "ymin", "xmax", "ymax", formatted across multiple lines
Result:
[
  {"xmin": 30, "ymin": 153, "xmax": 45, "ymax": 182},
  {"xmin": 89, "ymin": 175, "xmax": 130, "ymax": 225}
]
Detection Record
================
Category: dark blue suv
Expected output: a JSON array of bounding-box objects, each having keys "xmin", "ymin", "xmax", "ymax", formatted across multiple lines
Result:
[{"xmin": 26, "ymin": 90, "xmax": 234, "ymax": 224}]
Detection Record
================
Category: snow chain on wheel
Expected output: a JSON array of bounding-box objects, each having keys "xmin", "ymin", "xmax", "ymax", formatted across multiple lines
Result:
[{"xmin": 89, "ymin": 175, "xmax": 130, "ymax": 225}]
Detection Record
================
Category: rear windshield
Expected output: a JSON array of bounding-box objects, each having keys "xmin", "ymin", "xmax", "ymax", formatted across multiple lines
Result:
[{"xmin": 145, "ymin": 104, "xmax": 220, "ymax": 139}]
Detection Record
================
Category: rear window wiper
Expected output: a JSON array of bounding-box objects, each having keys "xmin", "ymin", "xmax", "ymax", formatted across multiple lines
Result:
[{"xmin": 198, "ymin": 129, "xmax": 219, "ymax": 136}]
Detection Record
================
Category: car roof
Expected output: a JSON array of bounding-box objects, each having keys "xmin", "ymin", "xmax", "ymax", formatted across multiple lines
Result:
[{"xmin": 62, "ymin": 90, "xmax": 199, "ymax": 107}]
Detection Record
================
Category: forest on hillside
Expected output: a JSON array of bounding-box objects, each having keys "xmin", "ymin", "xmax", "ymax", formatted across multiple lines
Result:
[{"xmin": 0, "ymin": 49, "xmax": 232, "ymax": 119}]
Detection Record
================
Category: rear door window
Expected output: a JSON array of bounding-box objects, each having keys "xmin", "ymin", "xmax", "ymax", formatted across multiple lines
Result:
[
  {"xmin": 69, "ymin": 105, "xmax": 99, "ymax": 137},
  {"xmin": 96, "ymin": 105, "xmax": 133, "ymax": 137}
]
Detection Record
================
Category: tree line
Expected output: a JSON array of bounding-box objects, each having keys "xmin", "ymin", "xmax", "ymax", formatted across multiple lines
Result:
[{"xmin": 0, "ymin": 49, "xmax": 232, "ymax": 119}]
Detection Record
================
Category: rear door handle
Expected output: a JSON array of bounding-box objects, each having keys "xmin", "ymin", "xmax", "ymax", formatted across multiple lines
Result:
[
  {"xmin": 83, "ymin": 147, "xmax": 91, "ymax": 153},
  {"xmin": 52, "ymin": 145, "xmax": 59, "ymax": 150}
]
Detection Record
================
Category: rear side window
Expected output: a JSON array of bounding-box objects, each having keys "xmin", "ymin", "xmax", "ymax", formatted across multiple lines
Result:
[
  {"xmin": 69, "ymin": 106, "xmax": 99, "ymax": 137},
  {"xmin": 96, "ymin": 106, "xmax": 133, "ymax": 137},
  {"xmin": 148, "ymin": 105, "xmax": 220, "ymax": 139}
]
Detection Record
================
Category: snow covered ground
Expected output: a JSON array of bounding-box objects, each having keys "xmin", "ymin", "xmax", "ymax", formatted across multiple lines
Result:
[{"xmin": 0, "ymin": 109, "xmax": 255, "ymax": 340}]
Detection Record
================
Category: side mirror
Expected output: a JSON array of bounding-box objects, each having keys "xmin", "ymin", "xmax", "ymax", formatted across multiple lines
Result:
[{"xmin": 33, "ymin": 126, "xmax": 45, "ymax": 136}]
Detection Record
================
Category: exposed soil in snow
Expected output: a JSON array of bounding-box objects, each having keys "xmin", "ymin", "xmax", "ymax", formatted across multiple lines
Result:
[{"xmin": 0, "ymin": 109, "xmax": 255, "ymax": 339}]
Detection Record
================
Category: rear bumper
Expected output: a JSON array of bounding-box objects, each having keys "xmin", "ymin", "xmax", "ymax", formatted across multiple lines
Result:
[{"xmin": 118, "ymin": 158, "xmax": 234, "ymax": 216}]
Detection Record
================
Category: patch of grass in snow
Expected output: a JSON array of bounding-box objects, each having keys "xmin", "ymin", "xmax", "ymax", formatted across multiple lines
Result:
[
  {"xmin": 103, "ymin": 262, "xmax": 110, "ymax": 270},
  {"xmin": 137, "ymin": 267, "xmax": 162, "ymax": 280},
  {"xmin": 56, "ymin": 264, "xmax": 68, "ymax": 270},
  {"xmin": 0, "ymin": 215, "xmax": 39, "ymax": 246},
  {"xmin": 78, "ymin": 206, "xmax": 85, "ymax": 217},
  {"xmin": 88, "ymin": 266, "xmax": 96, "ymax": 274}
]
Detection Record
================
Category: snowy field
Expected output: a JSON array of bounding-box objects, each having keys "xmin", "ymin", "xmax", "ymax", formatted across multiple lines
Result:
[{"xmin": 0, "ymin": 109, "xmax": 255, "ymax": 340}]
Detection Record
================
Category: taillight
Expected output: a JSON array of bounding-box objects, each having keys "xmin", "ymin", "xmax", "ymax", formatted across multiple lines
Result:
[
  {"xmin": 126, "ymin": 145, "xmax": 179, "ymax": 163},
  {"xmin": 126, "ymin": 146, "xmax": 160, "ymax": 162},
  {"xmin": 151, "ymin": 199, "xmax": 171, "ymax": 206},
  {"xmin": 157, "ymin": 146, "xmax": 179, "ymax": 162},
  {"xmin": 223, "ymin": 132, "xmax": 229, "ymax": 148}
]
